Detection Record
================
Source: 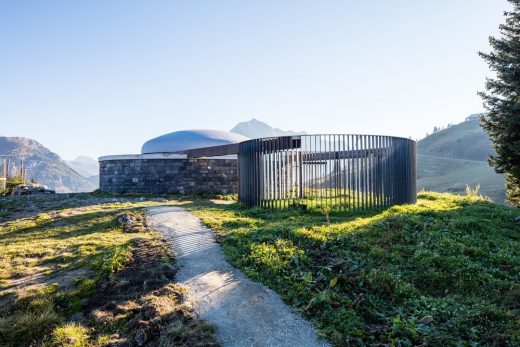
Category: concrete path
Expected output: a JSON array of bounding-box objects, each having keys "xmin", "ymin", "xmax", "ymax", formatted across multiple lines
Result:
[{"xmin": 147, "ymin": 206, "xmax": 329, "ymax": 347}]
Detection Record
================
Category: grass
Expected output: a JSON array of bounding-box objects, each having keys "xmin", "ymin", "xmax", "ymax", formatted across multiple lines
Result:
[
  {"xmin": 2, "ymin": 191, "xmax": 518, "ymax": 346},
  {"xmin": 0, "ymin": 194, "xmax": 219, "ymax": 347},
  {"xmin": 191, "ymin": 191, "xmax": 520, "ymax": 346},
  {"xmin": 417, "ymin": 154, "xmax": 506, "ymax": 204},
  {"xmin": 417, "ymin": 116, "xmax": 494, "ymax": 162},
  {"xmin": 416, "ymin": 116, "xmax": 506, "ymax": 204}
]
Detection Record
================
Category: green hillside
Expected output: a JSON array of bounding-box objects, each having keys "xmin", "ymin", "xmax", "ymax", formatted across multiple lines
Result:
[{"xmin": 417, "ymin": 115, "xmax": 506, "ymax": 204}]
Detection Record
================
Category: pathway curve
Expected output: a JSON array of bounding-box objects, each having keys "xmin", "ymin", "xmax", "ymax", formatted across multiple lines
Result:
[{"xmin": 147, "ymin": 206, "xmax": 329, "ymax": 347}]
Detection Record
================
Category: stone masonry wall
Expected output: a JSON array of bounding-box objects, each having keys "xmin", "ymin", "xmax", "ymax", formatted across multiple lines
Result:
[{"xmin": 99, "ymin": 158, "xmax": 238, "ymax": 194}]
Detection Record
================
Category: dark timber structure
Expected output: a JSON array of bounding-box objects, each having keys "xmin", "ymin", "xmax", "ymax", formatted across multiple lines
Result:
[{"xmin": 180, "ymin": 134, "xmax": 417, "ymax": 211}]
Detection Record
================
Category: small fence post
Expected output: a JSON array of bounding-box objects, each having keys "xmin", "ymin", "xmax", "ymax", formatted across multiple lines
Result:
[
  {"xmin": 20, "ymin": 160, "xmax": 25, "ymax": 184},
  {"xmin": 1, "ymin": 158, "xmax": 6, "ymax": 191}
]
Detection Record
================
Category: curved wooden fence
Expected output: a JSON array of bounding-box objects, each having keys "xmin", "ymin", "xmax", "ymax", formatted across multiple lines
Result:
[{"xmin": 238, "ymin": 134, "xmax": 416, "ymax": 210}]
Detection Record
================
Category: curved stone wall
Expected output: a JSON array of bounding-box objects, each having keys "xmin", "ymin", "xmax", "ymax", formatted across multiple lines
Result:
[{"xmin": 99, "ymin": 154, "xmax": 238, "ymax": 195}]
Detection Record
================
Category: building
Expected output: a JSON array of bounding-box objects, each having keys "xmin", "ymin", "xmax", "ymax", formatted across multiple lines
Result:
[
  {"xmin": 99, "ymin": 130, "xmax": 247, "ymax": 195},
  {"xmin": 99, "ymin": 131, "xmax": 417, "ymax": 211}
]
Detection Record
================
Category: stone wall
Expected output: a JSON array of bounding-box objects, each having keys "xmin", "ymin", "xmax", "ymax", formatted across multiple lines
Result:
[{"xmin": 99, "ymin": 155, "xmax": 238, "ymax": 195}]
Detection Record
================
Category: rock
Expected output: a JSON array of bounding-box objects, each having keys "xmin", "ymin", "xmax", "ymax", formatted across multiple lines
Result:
[
  {"xmin": 117, "ymin": 214, "xmax": 135, "ymax": 226},
  {"xmin": 11, "ymin": 184, "xmax": 55, "ymax": 196},
  {"xmin": 116, "ymin": 213, "xmax": 147, "ymax": 233}
]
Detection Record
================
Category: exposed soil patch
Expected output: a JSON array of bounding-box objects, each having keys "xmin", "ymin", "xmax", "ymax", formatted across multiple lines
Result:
[{"xmin": 84, "ymin": 237, "xmax": 219, "ymax": 346}]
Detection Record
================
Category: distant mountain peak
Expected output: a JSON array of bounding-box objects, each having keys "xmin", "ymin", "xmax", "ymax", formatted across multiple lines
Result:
[
  {"xmin": 230, "ymin": 119, "xmax": 305, "ymax": 139},
  {"xmin": 65, "ymin": 156, "xmax": 99, "ymax": 185},
  {"xmin": 72, "ymin": 155, "xmax": 97, "ymax": 162}
]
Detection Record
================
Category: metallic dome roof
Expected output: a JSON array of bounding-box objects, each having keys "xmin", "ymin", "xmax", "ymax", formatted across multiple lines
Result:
[{"xmin": 141, "ymin": 130, "xmax": 249, "ymax": 154}]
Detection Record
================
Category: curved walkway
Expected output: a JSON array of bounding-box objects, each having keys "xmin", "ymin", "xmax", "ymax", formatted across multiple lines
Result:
[{"xmin": 147, "ymin": 206, "xmax": 329, "ymax": 347}]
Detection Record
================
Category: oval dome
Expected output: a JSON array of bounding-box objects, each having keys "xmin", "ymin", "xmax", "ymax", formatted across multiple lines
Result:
[{"xmin": 141, "ymin": 130, "xmax": 249, "ymax": 154}]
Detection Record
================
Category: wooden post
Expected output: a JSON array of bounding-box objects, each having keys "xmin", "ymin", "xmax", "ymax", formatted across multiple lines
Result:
[
  {"xmin": 1, "ymin": 158, "xmax": 6, "ymax": 191},
  {"xmin": 20, "ymin": 161, "xmax": 25, "ymax": 184}
]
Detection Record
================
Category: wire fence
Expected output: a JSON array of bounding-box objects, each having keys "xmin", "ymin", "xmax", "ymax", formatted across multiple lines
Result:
[{"xmin": 238, "ymin": 134, "xmax": 416, "ymax": 211}]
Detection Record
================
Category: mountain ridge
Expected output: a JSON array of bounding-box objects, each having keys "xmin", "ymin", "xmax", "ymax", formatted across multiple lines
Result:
[
  {"xmin": 230, "ymin": 118, "xmax": 305, "ymax": 138},
  {"xmin": 65, "ymin": 156, "xmax": 99, "ymax": 188},
  {"xmin": 0, "ymin": 136, "xmax": 96, "ymax": 193}
]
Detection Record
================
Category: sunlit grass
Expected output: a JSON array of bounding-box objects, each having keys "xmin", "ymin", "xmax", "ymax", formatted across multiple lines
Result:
[
  {"xmin": 191, "ymin": 191, "xmax": 520, "ymax": 346},
  {"xmin": 0, "ymin": 195, "xmax": 185, "ymax": 346}
]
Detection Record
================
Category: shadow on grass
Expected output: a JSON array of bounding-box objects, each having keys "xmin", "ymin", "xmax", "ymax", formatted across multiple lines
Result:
[
  {"xmin": 0, "ymin": 205, "xmax": 150, "ymax": 294},
  {"xmin": 187, "ymin": 195, "xmax": 520, "ymax": 346},
  {"xmin": 0, "ymin": 237, "xmax": 219, "ymax": 347}
]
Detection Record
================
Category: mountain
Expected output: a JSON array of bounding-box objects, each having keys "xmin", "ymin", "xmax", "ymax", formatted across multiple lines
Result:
[
  {"xmin": 417, "ymin": 114, "xmax": 506, "ymax": 203},
  {"xmin": 65, "ymin": 156, "xmax": 99, "ymax": 188},
  {"xmin": 418, "ymin": 113, "xmax": 494, "ymax": 161},
  {"xmin": 231, "ymin": 118, "xmax": 305, "ymax": 138},
  {"xmin": 65, "ymin": 156, "xmax": 98, "ymax": 177},
  {"xmin": 0, "ymin": 137, "xmax": 96, "ymax": 193}
]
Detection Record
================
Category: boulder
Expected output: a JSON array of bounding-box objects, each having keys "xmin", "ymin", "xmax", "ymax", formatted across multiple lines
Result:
[
  {"xmin": 11, "ymin": 184, "xmax": 56, "ymax": 196},
  {"xmin": 117, "ymin": 214, "xmax": 135, "ymax": 227},
  {"xmin": 116, "ymin": 213, "xmax": 147, "ymax": 233}
]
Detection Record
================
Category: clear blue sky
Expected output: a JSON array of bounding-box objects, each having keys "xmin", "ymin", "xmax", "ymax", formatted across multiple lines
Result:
[{"xmin": 0, "ymin": 1, "xmax": 507, "ymax": 159}]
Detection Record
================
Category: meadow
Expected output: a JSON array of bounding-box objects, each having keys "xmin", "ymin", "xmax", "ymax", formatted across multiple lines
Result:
[
  {"xmin": 0, "ymin": 195, "xmax": 218, "ymax": 347},
  {"xmin": 1, "ymin": 191, "xmax": 519, "ymax": 346},
  {"xmin": 191, "ymin": 192, "xmax": 520, "ymax": 346}
]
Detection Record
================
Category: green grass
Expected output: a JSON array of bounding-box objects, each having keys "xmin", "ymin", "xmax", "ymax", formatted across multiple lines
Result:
[
  {"xmin": 417, "ymin": 117, "xmax": 494, "ymax": 162},
  {"xmin": 191, "ymin": 192, "xmax": 520, "ymax": 346},
  {"xmin": 51, "ymin": 323, "xmax": 90, "ymax": 347},
  {"xmin": 252, "ymin": 188, "xmax": 397, "ymax": 212},
  {"xmin": 416, "ymin": 117, "xmax": 507, "ymax": 205},
  {"xmin": 0, "ymin": 194, "xmax": 217, "ymax": 347},
  {"xmin": 417, "ymin": 154, "xmax": 506, "ymax": 204}
]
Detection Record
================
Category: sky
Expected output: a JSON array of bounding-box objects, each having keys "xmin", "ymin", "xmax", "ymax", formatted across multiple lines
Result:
[{"xmin": 0, "ymin": 1, "xmax": 508, "ymax": 159}]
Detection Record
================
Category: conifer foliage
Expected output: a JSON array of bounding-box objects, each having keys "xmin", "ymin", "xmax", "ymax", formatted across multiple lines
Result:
[{"xmin": 479, "ymin": 0, "xmax": 520, "ymax": 206}]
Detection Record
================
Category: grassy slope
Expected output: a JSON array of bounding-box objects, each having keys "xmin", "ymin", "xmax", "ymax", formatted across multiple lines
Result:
[
  {"xmin": 417, "ymin": 117, "xmax": 494, "ymax": 161},
  {"xmin": 192, "ymin": 193, "xmax": 520, "ymax": 346},
  {"xmin": 0, "ymin": 195, "xmax": 218, "ymax": 347},
  {"xmin": 417, "ymin": 155, "xmax": 505, "ymax": 203},
  {"xmin": 417, "ymin": 118, "xmax": 506, "ymax": 204}
]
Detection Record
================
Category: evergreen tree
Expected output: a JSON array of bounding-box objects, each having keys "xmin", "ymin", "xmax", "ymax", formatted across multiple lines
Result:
[{"xmin": 479, "ymin": 0, "xmax": 520, "ymax": 206}]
